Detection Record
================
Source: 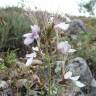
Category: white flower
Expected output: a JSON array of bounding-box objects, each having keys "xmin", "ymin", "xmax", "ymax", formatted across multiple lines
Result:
[
  {"xmin": 26, "ymin": 58, "xmax": 33, "ymax": 66},
  {"xmin": 32, "ymin": 47, "xmax": 39, "ymax": 51},
  {"xmin": 70, "ymin": 76, "xmax": 80, "ymax": 81},
  {"xmin": 25, "ymin": 52, "xmax": 36, "ymax": 66},
  {"xmin": 57, "ymin": 41, "xmax": 76, "ymax": 54},
  {"xmin": 26, "ymin": 52, "xmax": 36, "ymax": 58},
  {"xmin": 74, "ymin": 81, "xmax": 86, "ymax": 88},
  {"xmin": 54, "ymin": 22, "xmax": 69, "ymax": 30},
  {"xmin": 64, "ymin": 71, "xmax": 85, "ymax": 88}
]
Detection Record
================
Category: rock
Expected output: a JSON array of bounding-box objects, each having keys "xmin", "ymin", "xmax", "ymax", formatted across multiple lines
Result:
[
  {"xmin": 58, "ymin": 83, "xmax": 85, "ymax": 96},
  {"xmin": 66, "ymin": 57, "xmax": 96, "ymax": 95},
  {"xmin": 90, "ymin": 87, "xmax": 96, "ymax": 96},
  {"xmin": 0, "ymin": 80, "xmax": 8, "ymax": 89},
  {"xmin": 67, "ymin": 19, "xmax": 86, "ymax": 35},
  {"xmin": 66, "ymin": 57, "xmax": 96, "ymax": 87},
  {"xmin": 55, "ymin": 61, "xmax": 85, "ymax": 96},
  {"xmin": 91, "ymin": 79, "xmax": 96, "ymax": 87},
  {"xmin": 0, "ymin": 80, "xmax": 13, "ymax": 96},
  {"xmin": 16, "ymin": 59, "xmax": 43, "ymax": 68},
  {"xmin": 32, "ymin": 59, "xmax": 43, "ymax": 66},
  {"xmin": 10, "ymin": 70, "xmax": 18, "ymax": 78},
  {"xmin": 16, "ymin": 79, "xmax": 27, "ymax": 88},
  {"xmin": 16, "ymin": 79, "xmax": 28, "ymax": 96},
  {"xmin": 16, "ymin": 60, "xmax": 26, "ymax": 68},
  {"xmin": 55, "ymin": 57, "xmax": 96, "ymax": 95},
  {"xmin": 0, "ymin": 70, "xmax": 8, "ymax": 80}
]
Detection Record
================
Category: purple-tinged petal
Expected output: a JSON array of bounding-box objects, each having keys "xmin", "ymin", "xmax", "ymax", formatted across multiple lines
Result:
[
  {"xmin": 54, "ymin": 22, "xmax": 69, "ymax": 30},
  {"xmin": 57, "ymin": 41, "xmax": 71, "ymax": 54},
  {"xmin": 24, "ymin": 37, "xmax": 34, "ymax": 46},
  {"xmin": 31, "ymin": 31, "xmax": 39, "ymax": 39},
  {"xmin": 31, "ymin": 25, "xmax": 40, "ymax": 33},
  {"xmin": 23, "ymin": 33, "xmax": 32, "ymax": 38}
]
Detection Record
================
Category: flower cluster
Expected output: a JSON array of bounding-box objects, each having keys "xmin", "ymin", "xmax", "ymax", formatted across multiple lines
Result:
[
  {"xmin": 23, "ymin": 25, "xmax": 40, "ymax": 66},
  {"xmin": 54, "ymin": 21, "xmax": 85, "ymax": 88},
  {"xmin": 22, "ymin": 21, "xmax": 85, "ymax": 89}
]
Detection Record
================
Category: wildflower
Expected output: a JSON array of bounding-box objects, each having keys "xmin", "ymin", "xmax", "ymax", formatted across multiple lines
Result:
[
  {"xmin": 32, "ymin": 46, "xmax": 39, "ymax": 51},
  {"xmin": 57, "ymin": 41, "xmax": 76, "ymax": 54},
  {"xmin": 64, "ymin": 71, "xmax": 85, "ymax": 88},
  {"xmin": 54, "ymin": 22, "xmax": 69, "ymax": 30},
  {"xmin": 30, "ymin": 25, "xmax": 40, "ymax": 33},
  {"xmin": 23, "ymin": 37, "xmax": 34, "ymax": 46},
  {"xmin": 23, "ymin": 25, "xmax": 40, "ymax": 46},
  {"xmin": 25, "ymin": 52, "xmax": 36, "ymax": 66},
  {"xmin": 23, "ymin": 33, "xmax": 33, "ymax": 38}
]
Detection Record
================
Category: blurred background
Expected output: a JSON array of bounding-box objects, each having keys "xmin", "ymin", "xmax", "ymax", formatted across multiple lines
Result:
[{"xmin": 0, "ymin": 0, "xmax": 95, "ymax": 16}]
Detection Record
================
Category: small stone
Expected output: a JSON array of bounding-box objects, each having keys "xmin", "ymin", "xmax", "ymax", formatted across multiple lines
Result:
[
  {"xmin": 16, "ymin": 79, "xmax": 27, "ymax": 88},
  {"xmin": 0, "ymin": 80, "xmax": 13, "ymax": 96}
]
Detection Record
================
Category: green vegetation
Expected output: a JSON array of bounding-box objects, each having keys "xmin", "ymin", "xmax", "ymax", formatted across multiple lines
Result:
[
  {"xmin": 4, "ymin": 50, "xmax": 17, "ymax": 67},
  {"xmin": 0, "ymin": 7, "xmax": 31, "ymax": 51},
  {"xmin": 0, "ymin": 6, "xmax": 96, "ymax": 96}
]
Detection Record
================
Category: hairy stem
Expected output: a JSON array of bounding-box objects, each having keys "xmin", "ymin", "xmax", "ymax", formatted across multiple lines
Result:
[{"xmin": 45, "ymin": 42, "xmax": 51, "ymax": 96}]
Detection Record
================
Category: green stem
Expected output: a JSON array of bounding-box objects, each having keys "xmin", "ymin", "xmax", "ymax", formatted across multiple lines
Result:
[
  {"xmin": 56, "ymin": 30, "xmax": 59, "ymax": 44},
  {"xmin": 45, "ymin": 42, "xmax": 51, "ymax": 96},
  {"xmin": 48, "ymin": 54, "xmax": 51, "ymax": 96},
  {"xmin": 62, "ymin": 54, "xmax": 68, "ymax": 80}
]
